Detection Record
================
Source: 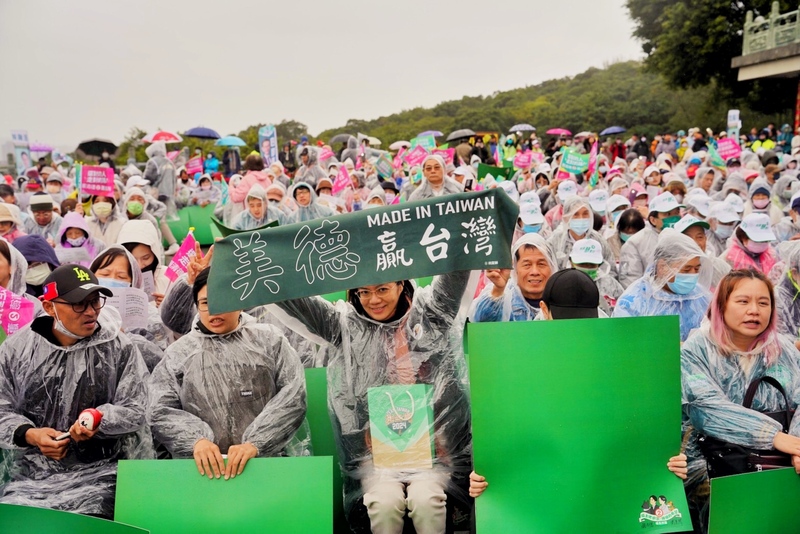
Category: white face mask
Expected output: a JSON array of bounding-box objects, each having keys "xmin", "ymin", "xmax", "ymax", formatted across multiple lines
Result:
[
  {"xmin": 92, "ymin": 202, "xmax": 113, "ymax": 218},
  {"xmin": 66, "ymin": 236, "xmax": 86, "ymax": 247},
  {"xmin": 26, "ymin": 264, "xmax": 51, "ymax": 286},
  {"xmin": 47, "ymin": 184, "xmax": 61, "ymax": 194},
  {"xmin": 52, "ymin": 306, "xmax": 85, "ymax": 340},
  {"xmin": 385, "ymin": 193, "xmax": 396, "ymax": 203}
]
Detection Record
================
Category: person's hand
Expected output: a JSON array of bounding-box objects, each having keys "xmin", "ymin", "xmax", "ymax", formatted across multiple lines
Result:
[
  {"xmin": 152, "ymin": 293, "xmax": 164, "ymax": 307},
  {"xmin": 75, "ymin": 203, "xmax": 85, "ymax": 216},
  {"xmin": 193, "ymin": 438, "xmax": 225, "ymax": 479},
  {"xmin": 789, "ymin": 234, "xmax": 800, "ymax": 241},
  {"xmin": 187, "ymin": 244, "xmax": 214, "ymax": 285},
  {"xmin": 792, "ymin": 454, "xmax": 800, "ymax": 475},
  {"xmin": 485, "ymin": 269, "xmax": 511, "ymax": 298},
  {"xmin": 667, "ymin": 453, "xmax": 687, "ymax": 480},
  {"xmin": 46, "ymin": 237, "xmax": 55, "ymax": 248},
  {"xmin": 224, "ymin": 443, "xmax": 258, "ymax": 480},
  {"xmin": 469, "ymin": 471, "xmax": 488, "ymax": 498},
  {"xmin": 69, "ymin": 413, "xmax": 102, "ymax": 442},
  {"xmin": 26, "ymin": 427, "xmax": 69, "ymax": 460},
  {"xmin": 200, "ymin": 201, "xmax": 209, "ymax": 207},
  {"xmin": 773, "ymin": 432, "xmax": 800, "ymax": 457}
]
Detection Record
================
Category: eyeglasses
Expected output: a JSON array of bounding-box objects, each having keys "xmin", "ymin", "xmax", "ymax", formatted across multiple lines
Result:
[
  {"xmin": 355, "ymin": 285, "xmax": 397, "ymax": 301},
  {"xmin": 53, "ymin": 296, "xmax": 106, "ymax": 313},
  {"xmin": 198, "ymin": 300, "xmax": 209, "ymax": 312}
]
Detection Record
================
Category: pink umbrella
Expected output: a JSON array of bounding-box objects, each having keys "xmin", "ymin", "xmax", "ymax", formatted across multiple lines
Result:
[
  {"xmin": 142, "ymin": 131, "xmax": 183, "ymax": 143},
  {"xmin": 546, "ymin": 128, "xmax": 572, "ymax": 136},
  {"xmin": 29, "ymin": 142, "xmax": 54, "ymax": 153}
]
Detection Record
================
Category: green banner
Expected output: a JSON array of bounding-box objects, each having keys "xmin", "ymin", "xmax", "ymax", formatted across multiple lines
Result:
[
  {"xmin": 559, "ymin": 147, "xmax": 590, "ymax": 173},
  {"xmin": 709, "ymin": 468, "xmax": 800, "ymax": 533},
  {"xmin": 410, "ymin": 135, "xmax": 437, "ymax": 151},
  {"xmin": 708, "ymin": 145, "xmax": 725, "ymax": 168},
  {"xmin": 0, "ymin": 503, "xmax": 147, "ymax": 533},
  {"xmin": 477, "ymin": 163, "xmax": 513, "ymax": 182},
  {"xmin": 114, "ymin": 458, "xmax": 332, "ymax": 534},
  {"xmin": 376, "ymin": 154, "xmax": 393, "ymax": 179},
  {"xmin": 468, "ymin": 316, "xmax": 691, "ymax": 534},
  {"xmin": 211, "ymin": 215, "xmax": 278, "ymax": 237},
  {"xmin": 207, "ymin": 189, "xmax": 517, "ymax": 314}
]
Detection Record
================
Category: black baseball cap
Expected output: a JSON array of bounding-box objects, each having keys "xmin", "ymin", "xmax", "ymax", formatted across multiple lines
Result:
[
  {"xmin": 41, "ymin": 264, "xmax": 112, "ymax": 304},
  {"xmin": 541, "ymin": 269, "xmax": 599, "ymax": 320}
]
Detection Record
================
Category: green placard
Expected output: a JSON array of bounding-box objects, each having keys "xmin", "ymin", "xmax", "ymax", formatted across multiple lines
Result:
[
  {"xmin": 210, "ymin": 215, "xmax": 278, "ymax": 237},
  {"xmin": 114, "ymin": 458, "xmax": 333, "ymax": 534},
  {"xmin": 469, "ymin": 316, "xmax": 692, "ymax": 533},
  {"xmin": 709, "ymin": 468, "xmax": 800, "ymax": 533},
  {"xmin": 0, "ymin": 503, "xmax": 147, "ymax": 534},
  {"xmin": 410, "ymin": 135, "xmax": 437, "ymax": 151},
  {"xmin": 559, "ymin": 146, "xmax": 590, "ymax": 173},
  {"xmin": 477, "ymin": 163, "xmax": 513, "ymax": 182}
]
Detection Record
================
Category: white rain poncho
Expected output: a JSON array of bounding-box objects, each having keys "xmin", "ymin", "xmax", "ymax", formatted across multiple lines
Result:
[
  {"xmin": 0, "ymin": 307, "xmax": 151, "ymax": 517},
  {"xmin": 270, "ymin": 271, "xmax": 475, "ymax": 522},
  {"xmin": 407, "ymin": 155, "xmax": 465, "ymax": 202},
  {"xmin": 148, "ymin": 313, "xmax": 307, "ymax": 457},
  {"xmin": 285, "ymin": 182, "xmax": 335, "ymax": 224},
  {"xmin": 116, "ymin": 219, "xmax": 169, "ymax": 296},
  {"xmin": 294, "ymin": 146, "xmax": 327, "ymax": 187},
  {"xmin": 712, "ymin": 172, "xmax": 748, "ymax": 201},
  {"xmin": 143, "ymin": 141, "xmax": 176, "ymax": 210},
  {"xmin": 613, "ymin": 230, "xmax": 711, "ymax": 341},
  {"xmin": 546, "ymin": 196, "xmax": 618, "ymax": 277},
  {"xmin": 776, "ymin": 242, "xmax": 800, "ymax": 338},
  {"xmin": 771, "ymin": 174, "xmax": 799, "ymax": 212},
  {"xmin": 232, "ymin": 183, "xmax": 285, "ymax": 230},
  {"xmin": 121, "ymin": 187, "xmax": 162, "ymax": 240},
  {"xmin": 470, "ymin": 233, "xmax": 558, "ymax": 322}
]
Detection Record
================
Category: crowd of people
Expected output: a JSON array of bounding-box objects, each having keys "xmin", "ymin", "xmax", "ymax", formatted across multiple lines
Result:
[{"xmin": 0, "ymin": 124, "xmax": 799, "ymax": 534}]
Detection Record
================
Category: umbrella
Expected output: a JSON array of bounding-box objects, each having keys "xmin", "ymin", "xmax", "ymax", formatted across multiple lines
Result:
[
  {"xmin": 417, "ymin": 130, "xmax": 443, "ymax": 138},
  {"xmin": 185, "ymin": 126, "xmax": 221, "ymax": 140},
  {"xmin": 389, "ymin": 140, "xmax": 410, "ymax": 151},
  {"xmin": 367, "ymin": 136, "xmax": 381, "ymax": 146},
  {"xmin": 329, "ymin": 133, "xmax": 354, "ymax": 145},
  {"xmin": 215, "ymin": 135, "xmax": 246, "ymax": 147},
  {"xmin": 76, "ymin": 138, "xmax": 118, "ymax": 157},
  {"xmin": 142, "ymin": 131, "xmax": 183, "ymax": 143},
  {"xmin": 509, "ymin": 124, "xmax": 535, "ymax": 132},
  {"xmin": 574, "ymin": 131, "xmax": 593, "ymax": 140},
  {"xmin": 546, "ymin": 128, "xmax": 572, "ymax": 136},
  {"xmin": 600, "ymin": 126, "xmax": 627, "ymax": 136},
  {"xmin": 446, "ymin": 129, "xmax": 476, "ymax": 142}
]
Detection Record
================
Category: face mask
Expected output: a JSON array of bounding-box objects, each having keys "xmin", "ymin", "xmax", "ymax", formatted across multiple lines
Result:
[
  {"xmin": 661, "ymin": 215, "xmax": 681, "ymax": 229},
  {"xmin": 52, "ymin": 306, "xmax": 85, "ymax": 340},
  {"xmin": 102, "ymin": 152, "xmax": 109, "ymax": 159},
  {"xmin": 98, "ymin": 277, "xmax": 131, "ymax": 289},
  {"xmin": 127, "ymin": 201, "xmax": 144, "ymax": 216},
  {"xmin": 66, "ymin": 236, "xmax": 86, "ymax": 247},
  {"xmin": 26, "ymin": 264, "xmax": 51, "ymax": 286},
  {"xmin": 195, "ymin": 150, "xmax": 202, "ymax": 155},
  {"xmin": 667, "ymin": 273, "xmax": 699, "ymax": 295},
  {"xmin": 782, "ymin": 189, "xmax": 794, "ymax": 200},
  {"xmin": 201, "ymin": 184, "xmax": 211, "ymax": 191},
  {"xmin": 385, "ymin": 193, "xmax": 396, "ymax": 203},
  {"xmin": 752, "ymin": 198, "xmax": 770, "ymax": 210},
  {"xmin": 576, "ymin": 267, "xmax": 598, "ymax": 280},
  {"xmin": 523, "ymin": 224, "xmax": 542, "ymax": 234},
  {"xmin": 611, "ymin": 211, "xmax": 623, "ymax": 223},
  {"xmin": 92, "ymin": 202, "xmax": 113, "ymax": 218},
  {"xmin": 674, "ymin": 194, "xmax": 684, "ymax": 204},
  {"xmin": 620, "ymin": 232, "xmax": 634, "ymax": 242},
  {"xmin": 47, "ymin": 184, "xmax": 60, "ymax": 194},
  {"xmin": 568, "ymin": 218, "xmax": 591, "ymax": 236},
  {"xmin": 715, "ymin": 224, "xmax": 734, "ymax": 240},
  {"xmin": 746, "ymin": 241, "xmax": 770, "ymax": 254}
]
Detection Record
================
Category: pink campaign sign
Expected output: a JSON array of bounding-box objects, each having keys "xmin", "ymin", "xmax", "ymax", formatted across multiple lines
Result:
[
  {"xmin": 80, "ymin": 166, "xmax": 115, "ymax": 196},
  {"xmin": 716, "ymin": 138, "xmax": 742, "ymax": 161},
  {"xmin": 186, "ymin": 156, "xmax": 203, "ymax": 175},
  {"xmin": 393, "ymin": 147, "xmax": 406, "ymax": 169},
  {"xmin": 513, "ymin": 152, "xmax": 532, "ymax": 169},
  {"xmin": 432, "ymin": 148, "xmax": 455, "ymax": 165},
  {"xmin": 332, "ymin": 165, "xmax": 351, "ymax": 195},
  {"xmin": 318, "ymin": 148, "xmax": 336, "ymax": 163},
  {"xmin": 404, "ymin": 145, "xmax": 429, "ymax": 167},
  {"xmin": 0, "ymin": 286, "xmax": 35, "ymax": 336},
  {"xmin": 165, "ymin": 232, "xmax": 197, "ymax": 282}
]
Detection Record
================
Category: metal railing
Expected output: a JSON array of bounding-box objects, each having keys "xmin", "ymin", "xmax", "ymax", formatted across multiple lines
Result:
[{"xmin": 743, "ymin": 2, "xmax": 800, "ymax": 55}]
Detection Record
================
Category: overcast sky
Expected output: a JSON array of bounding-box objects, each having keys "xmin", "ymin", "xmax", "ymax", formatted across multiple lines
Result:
[{"xmin": 0, "ymin": 0, "xmax": 641, "ymax": 151}]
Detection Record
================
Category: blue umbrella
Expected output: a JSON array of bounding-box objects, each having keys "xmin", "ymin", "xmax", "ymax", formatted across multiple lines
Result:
[
  {"xmin": 215, "ymin": 135, "xmax": 246, "ymax": 147},
  {"xmin": 600, "ymin": 126, "xmax": 626, "ymax": 136},
  {"xmin": 509, "ymin": 123, "xmax": 535, "ymax": 132},
  {"xmin": 417, "ymin": 130, "xmax": 443, "ymax": 137},
  {"xmin": 185, "ymin": 126, "xmax": 221, "ymax": 139}
]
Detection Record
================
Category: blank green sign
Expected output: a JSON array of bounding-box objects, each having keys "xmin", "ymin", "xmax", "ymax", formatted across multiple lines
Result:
[
  {"xmin": 0, "ymin": 503, "xmax": 147, "ymax": 534},
  {"xmin": 115, "ymin": 457, "xmax": 332, "ymax": 533},
  {"xmin": 468, "ymin": 316, "xmax": 692, "ymax": 533},
  {"xmin": 710, "ymin": 468, "xmax": 800, "ymax": 533}
]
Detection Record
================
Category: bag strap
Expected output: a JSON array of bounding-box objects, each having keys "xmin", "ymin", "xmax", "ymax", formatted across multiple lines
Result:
[{"xmin": 743, "ymin": 376, "xmax": 793, "ymax": 430}]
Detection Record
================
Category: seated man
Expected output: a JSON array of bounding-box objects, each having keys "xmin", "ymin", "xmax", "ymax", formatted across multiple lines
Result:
[
  {"xmin": 147, "ymin": 267, "xmax": 307, "ymax": 479},
  {"xmin": 23, "ymin": 192, "xmax": 63, "ymax": 245},
  {"xmin": 0, "ymin": 264, "xmax": 150, "ymax": 518}
]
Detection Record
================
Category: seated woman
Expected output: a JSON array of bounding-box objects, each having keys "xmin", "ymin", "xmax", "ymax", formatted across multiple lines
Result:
[
  {"xmin": 604, "ymin": 208, "xmax": 644, "ymax": 265},
  {"xmin": 285, "ymin": 182, "xmax": 334, "ymax": 224},
  {"xmin": 85, "ymin": 194, "xmax": 127, "ymax": 247},
  {"xmin": 122, "ymin": 187, "xmax": 162, "ymax": 240},
  {"xmin": 189, "ymin": 174, "xmax": 221, "ymax": 207},
  {"xmin": 0, "ymin": 203, "xmax": 26, "ymax": 244},
  {"xmin": 613, "ymin": 230, "xmax": 710, "ymax": 342},
  {"xmin": 720, "ymin": 213, "xmax": 777, "ymax": 276},
  {"xmin": 232, "ymin": 184, "xmax": 284, "ymax": 230},
  {"xmin": 681, "ymin": 269, "xmax": 800, "ymax": 531},
  {"xmin": 148, "ymin": 267, "xmax": 307, "ymax": 478},
  {"xmin": 270, "ymin": 270, "xmax": 474, "ymax": 533},
  {"xmin": 116, "ymin": 220, "xmax": 170, "ymax": 304},
  {"xmin": 13, "ymin": 235, "xmax": 60, "ymax": 298},
  {"xmin": 55, "ymin": 211, "xmax": 106, "ymax": 268}
]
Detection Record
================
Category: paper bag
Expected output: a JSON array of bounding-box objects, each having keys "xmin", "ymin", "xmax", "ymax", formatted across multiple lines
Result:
[{"xmin": 368, "ymin": 384, "xmax": 435, "ymax": 470}]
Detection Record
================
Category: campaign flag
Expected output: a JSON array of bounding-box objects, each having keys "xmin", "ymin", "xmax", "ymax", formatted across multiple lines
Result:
[
  {"xmin": 432, "ymin": 148, "xmax": 455, "ymax": 166},
  {"xmin": 513, "ymin": 152, "xmax": 532, "ymax": 169},
  {"xmin": 716, "ymin": 138, "xmax": 742, "ymax": 161},
  {"xmin": 0, "ymin": 286, "xmax": 35, "ymax": 336},
  {"xmin": 404, "ymin": 145, "xmax": 429, "ymax": 167},
  {"xmin": 186, "ymin": 156, "xmax": 203, "ymax": 175},
  {"xmin": 332, "ymin": 165, "xmax": 351, "ymax": 195},
  {"xmin": 165, "ymin": 231, "xmax": 197, "ymax": 282},
  {"xmin": 258, "ymin": 125, "xmax": 279, "ymax": 166}
]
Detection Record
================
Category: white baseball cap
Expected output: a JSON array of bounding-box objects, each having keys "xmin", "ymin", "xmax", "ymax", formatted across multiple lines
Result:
[
  {"xmin": 557, "ymin": 180, "xmax": 578, "ymax": 201},
  {"xmin": 569, "ymin": 238, "xmax": 603, "ymax": 265},
  {"xmin": 648, "ymin": 192, "xmax": 684, "ymax": 213},
  {"xmin": 606, "ymin": 194, "xmax": 631, "ymax": 214},
  {"xmin": 708, "ymin": 201, "xmax": 741, "ymax": 224},
  {"xmin": 724, "ymin": 193, "xmax": 745, "ymax": 214},
  {"xmin": 686, "ymin": 195, "xmax": 711, "ymax": 217},
  {"xmin": 674, "ymin": 214, "xmax": 710, "ymax": 234},
  {"xmin": 499, "ymin": 181, "xmax": 519, "ymax": 203},
  {"xmin": 519, "ymin": 203, "xmax": 545, "ymax": 225},
  {"xmin": 519, "ymin": 191, "xmax": 541, "ymax": 206},
  {"xmin": 588, "ymin": 189, "xmax": 609, "ymax": 213},
  {"xmin": 739, "ymin": 213, "xmax": 776, "ymax": 243}
]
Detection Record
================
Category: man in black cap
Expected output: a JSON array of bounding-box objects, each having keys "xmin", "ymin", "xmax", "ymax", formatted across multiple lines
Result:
[
  {"xmin": 539, "ymin": 268, "xmax": 600, "ymax": 320},
  {"xmin": 0, "ymin": 264, "xmax": 150, "ymax": 518}
]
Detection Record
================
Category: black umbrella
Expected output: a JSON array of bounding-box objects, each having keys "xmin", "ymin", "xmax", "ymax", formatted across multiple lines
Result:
[
  {"xmin": 185, "ymin": 126, "xmax": 221, "ymax": 139},
  {"xmin": 76, "ymin": 138, "xmax": 118, "ymax": 157},
  {"xmin": 329, "ymin": 133, "xmax": 354, "ymax": 145},
  {"xmin": 446, "ymin": 129, "xmax": 476, "ymax": 142}
]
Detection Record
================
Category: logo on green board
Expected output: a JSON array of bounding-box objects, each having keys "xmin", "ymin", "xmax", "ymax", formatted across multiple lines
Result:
[{"xmin": 639, "ymin": 495, "xmax": 683, "ymax": 526}]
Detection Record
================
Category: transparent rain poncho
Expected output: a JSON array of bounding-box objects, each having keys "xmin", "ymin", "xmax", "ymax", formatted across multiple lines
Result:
[
  {"xmin": 407, "ymin": 155, "xmax": 465, "ymax": 202},
  {"xmin": 231, "ymin": 183, "xmax": 285, "ymax": 230},
  {"xmin": 147, "ymin": 313, "xmax": 308, "ymax": 458},
  {"xmin": 0, "ymin": 306, "xmax": 152, "ymax": 517},
  {"xmin": 547, "ymin": 196, "xmax": 618, "ymax": 276},
  {"xmin": 284, "ymin": 183, "xmax": 335, "ymax": 224},
  {"xmin": 470, "ymin": 233, "xmax": 559, "ymax": 322},
  {"xmin": 293, "ymin": 146, "xmax": 327, "ymax": 187},
  {"xmin": 268, "ymin": 271, "xmax": 475, "ymax": 521},
  {"xmin": 776, "ymin": 241, "xmax": 800, "ymax": 338},
  {"xmin": 613, "ymin": 229, "xmax": 711, "ymax": 341}
]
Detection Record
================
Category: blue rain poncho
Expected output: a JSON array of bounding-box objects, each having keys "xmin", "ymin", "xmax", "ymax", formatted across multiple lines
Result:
[
  {"xmin": 231, "ymin": 183, "xmax": 284, "ymax": 230},
  {"xmin": 0, "ymin": 306, "xmax": 151, "ymax": 517},
  {"xmin": 148, "ymin": 313, "xmax": 307, "ymax": 457},
  {"xmin": 470, "ymin": 233, "xmax": 558, "ymax": 322},
  {"xmin": 613, "ymin": 230, "xmax": 711, "ymax": 341},
  {"xmin": 284, "ymin": 183, "xmax": 335, "ymax": 224}
]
